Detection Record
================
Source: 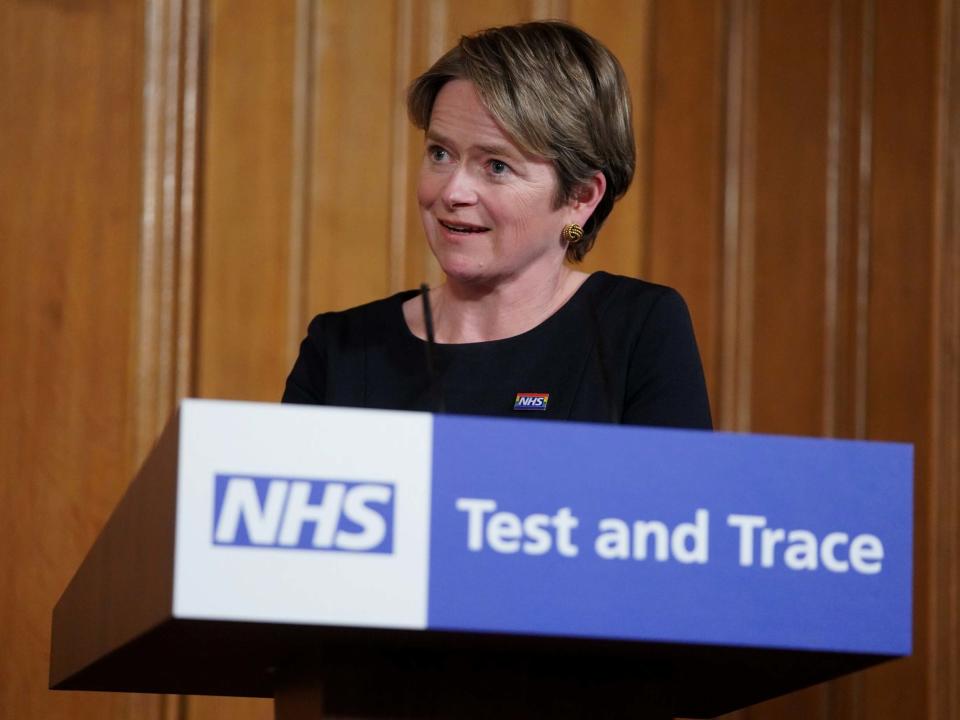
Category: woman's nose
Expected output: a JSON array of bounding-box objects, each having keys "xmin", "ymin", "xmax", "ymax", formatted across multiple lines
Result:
[{"xmin": 441, "ymin": 167, "xmax": 478, "ymax": 208}]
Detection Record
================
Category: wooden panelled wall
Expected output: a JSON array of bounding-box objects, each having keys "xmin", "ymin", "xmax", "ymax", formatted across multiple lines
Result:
[{"xmin": 1, "ymin": 1, "xmax": 957, "ymax": 719}]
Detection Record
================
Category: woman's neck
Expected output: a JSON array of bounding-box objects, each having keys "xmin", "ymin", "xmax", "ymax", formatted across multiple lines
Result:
[{"xmin": 416, "ymin": 267, "xmax": 590, "ymax": 344}]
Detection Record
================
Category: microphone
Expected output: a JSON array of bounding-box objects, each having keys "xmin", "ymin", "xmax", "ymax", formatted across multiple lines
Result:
[{"xmin": 420, "ymin": 283, "xmax": 446, "ymax": 413}]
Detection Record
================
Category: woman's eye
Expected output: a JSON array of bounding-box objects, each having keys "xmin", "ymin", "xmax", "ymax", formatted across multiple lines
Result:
[{"xmin": 489, "ymin": 160, "xmax": 510, "ymax": 175}]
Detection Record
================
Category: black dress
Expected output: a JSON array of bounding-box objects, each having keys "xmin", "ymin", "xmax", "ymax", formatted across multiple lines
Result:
[{"xmin": 282, "ymin": 271, "xmax": 712, "ymax": 429}]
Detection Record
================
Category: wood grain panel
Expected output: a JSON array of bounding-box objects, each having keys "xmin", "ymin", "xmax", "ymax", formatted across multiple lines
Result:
[
  {"xmin": 0, "ymin": 1, "xmax": 164, "ymax": 719},
  {"xmin": 644, "ymin": 0, "xmax": 726, "ymax": 416},
  {"xmin": 389, "ymin": 0, "xmax": 416, "ymax": 295},
  {"xmin": 719, "ymin": 0, "xmax": 759, "ymax": 433},
  {"xmin": 285, "ymin": 0, "xmax": 314, "ymax": 368},
  {"xmin": 827, "ymin": 0, "xmax": 871, "ymax": 445},
  {"xmin": 931, "ymin": 1, "xmax": 960, "ymax": 716},
  {"xmin": 749, "ymin": 0, "xmax": 831, "ymax": 439},
  {"xmin": 304, "ymin": 0, "xmax": 398, "ymax": 315},
  {"xmin": 443, "ymin": 0, "xmax": 537, "ymax": 41},
  {"xmin": 135, "ymin": 0, "xmax": 203, "ymax": 460},
  {"xmin": 858, "ymin": 0, "xmax": 937, "ymax": 717},
  {"xmin": 188, "ymin": 693, "xmax": 272, "ymax": 720},
  {"xmin": 572, "ymin": 0, "xmax": 652, "ymax": 282},
  {"xmin": 824, "ymin": 0, "xmax": 873, "ymax": 715},
  {"xmin": 197, "ymin": 0, "xmax": 297, "ymax": 402},
  {"xmin": 402, "ymin": 0, "xmax": 440, "ymax": 291}
]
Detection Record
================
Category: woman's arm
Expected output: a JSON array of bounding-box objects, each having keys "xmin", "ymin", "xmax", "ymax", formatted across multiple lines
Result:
[
  {"xmin": 281, "ymin": 314, "xmax": 327, "ymax": 405},
  {"xmin": 621, "ymin": 289, "xmax": 713, "ymax": 429}
]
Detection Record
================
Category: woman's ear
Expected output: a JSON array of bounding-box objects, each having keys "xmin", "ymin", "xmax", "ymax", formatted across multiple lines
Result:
[{"xmin": 569, "ymin": 171, "xmax": 607, "ymax": 225}]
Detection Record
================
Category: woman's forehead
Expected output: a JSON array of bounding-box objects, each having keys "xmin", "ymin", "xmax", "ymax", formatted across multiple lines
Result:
[{"xmin": 428, "ymin": 80, "xmax": 542, "ymax": 163}]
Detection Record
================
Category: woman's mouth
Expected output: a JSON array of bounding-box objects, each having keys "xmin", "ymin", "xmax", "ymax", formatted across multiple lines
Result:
[{"xmin": 438, "ymin": 219, "xmax": 490, "ymax": 234}]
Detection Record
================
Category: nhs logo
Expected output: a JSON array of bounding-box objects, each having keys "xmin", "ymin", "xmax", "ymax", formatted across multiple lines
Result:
[
  {"xmin": 213, "ymin": 474, "xmax": 394, "ymax": 554},
  {"xmin": 514, "ymin": 392, "xmax": 549, "ymax": 411}
]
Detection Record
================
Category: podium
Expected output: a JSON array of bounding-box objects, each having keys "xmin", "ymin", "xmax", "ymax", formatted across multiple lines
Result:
[{"xmin": 50, "ymin": 400, "xmax": 913, "ymax": 718}]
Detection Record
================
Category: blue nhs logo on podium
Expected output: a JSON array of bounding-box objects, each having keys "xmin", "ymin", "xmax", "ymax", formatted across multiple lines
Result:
[{"xmin": 212, "ymin": 474, "xmax": 394, "ymax": 554}]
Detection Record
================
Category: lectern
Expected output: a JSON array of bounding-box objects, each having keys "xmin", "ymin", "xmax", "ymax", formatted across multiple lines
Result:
[{"xmin": 51, "ymin": 400, "xmax": 913, "ymax": 718}]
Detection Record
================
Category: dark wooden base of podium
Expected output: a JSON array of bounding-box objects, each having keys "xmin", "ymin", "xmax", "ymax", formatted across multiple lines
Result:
[
  {"xmin": 50, "ymin": 615, "xmax": 889, "ymax": 717},
  {"xmin": 273, "ymin": 656, "xmax": 672, "ymax": 720}
]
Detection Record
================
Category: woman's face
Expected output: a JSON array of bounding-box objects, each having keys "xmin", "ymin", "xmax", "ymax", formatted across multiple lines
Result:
[{"xmin": 417, "ymin": 80, "xmax": 571, "ymax": 287}]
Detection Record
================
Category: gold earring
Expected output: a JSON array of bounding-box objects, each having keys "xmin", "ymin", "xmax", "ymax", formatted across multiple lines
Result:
[{"xmin": 561, "ymin": 223, "xmax": 584, "ymax": 244}]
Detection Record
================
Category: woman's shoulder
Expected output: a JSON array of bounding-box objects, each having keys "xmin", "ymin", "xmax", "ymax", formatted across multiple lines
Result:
[
  {"xmin": 584, "ymin": 271, "xmax": 690, "ymax": 318},
  {"xmin": 304, "ymin": 290, "xmax": 418, "ymax": 338}
]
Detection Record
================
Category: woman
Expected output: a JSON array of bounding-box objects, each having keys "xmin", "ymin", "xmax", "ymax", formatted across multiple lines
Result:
[{"xmin": 283, "ymin": 21, "xmax": 712, "ymax": 429}]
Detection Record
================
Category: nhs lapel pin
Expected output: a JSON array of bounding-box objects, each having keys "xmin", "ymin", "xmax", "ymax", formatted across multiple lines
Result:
[{"xmin": 514, "ymin": 392, "xmax": 549, "ymax": 411}]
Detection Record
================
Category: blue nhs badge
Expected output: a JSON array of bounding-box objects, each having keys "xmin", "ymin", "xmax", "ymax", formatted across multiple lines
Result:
[{"xmin": 213, "ymin": 474, "xmax": 394, "ymax": 554}]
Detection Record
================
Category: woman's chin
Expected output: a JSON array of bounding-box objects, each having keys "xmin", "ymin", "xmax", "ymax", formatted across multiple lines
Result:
[
  {"xmin": 443, "ymin": 269, "xmax": 493, "ymax": 288},
  {"xmin": 435, "ymin": 253, "xmax": 495, "ymax": 286}
]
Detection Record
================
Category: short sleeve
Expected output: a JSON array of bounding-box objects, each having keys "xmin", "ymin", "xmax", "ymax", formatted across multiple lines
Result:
[
  {"xmin": 622, "ymin": 289, "xmax": 713, "ymax": 429},
  {"xmin": 281, "ymin": 314, "xmax": 327, "ymax": 405}
]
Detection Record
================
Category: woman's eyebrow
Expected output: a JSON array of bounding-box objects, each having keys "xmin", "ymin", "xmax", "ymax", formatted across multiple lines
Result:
[
  {"xmin": 475, "ymin": 143, "xmax": 520, "ymax": 159},
  {"xmin": 425, "ymin": 130, "xmax": 520, "ymax": 161},
  {"xmin": 424, "ymin": 130, "xmax": 456, "ymax": 148}
]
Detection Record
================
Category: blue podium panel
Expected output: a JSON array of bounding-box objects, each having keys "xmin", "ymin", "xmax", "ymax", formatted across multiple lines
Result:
[
  {"xmin": 167, "ymin": 401, "xmax": 910, "ymax": 656},
  {"xmin": 428, "ymin": 416, "xmax": 912, "ymax": 656}
]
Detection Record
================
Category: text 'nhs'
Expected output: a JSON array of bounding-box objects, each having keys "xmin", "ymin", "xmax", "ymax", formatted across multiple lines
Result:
[{"xmin": 213, "ymin": 475, "xmax": 394, "ymax": 553}]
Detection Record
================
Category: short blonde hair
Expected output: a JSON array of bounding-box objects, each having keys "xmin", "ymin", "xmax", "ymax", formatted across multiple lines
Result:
[{"xmin": 408, "ymin": 21, "xmax": 635, "ymax": 262}]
